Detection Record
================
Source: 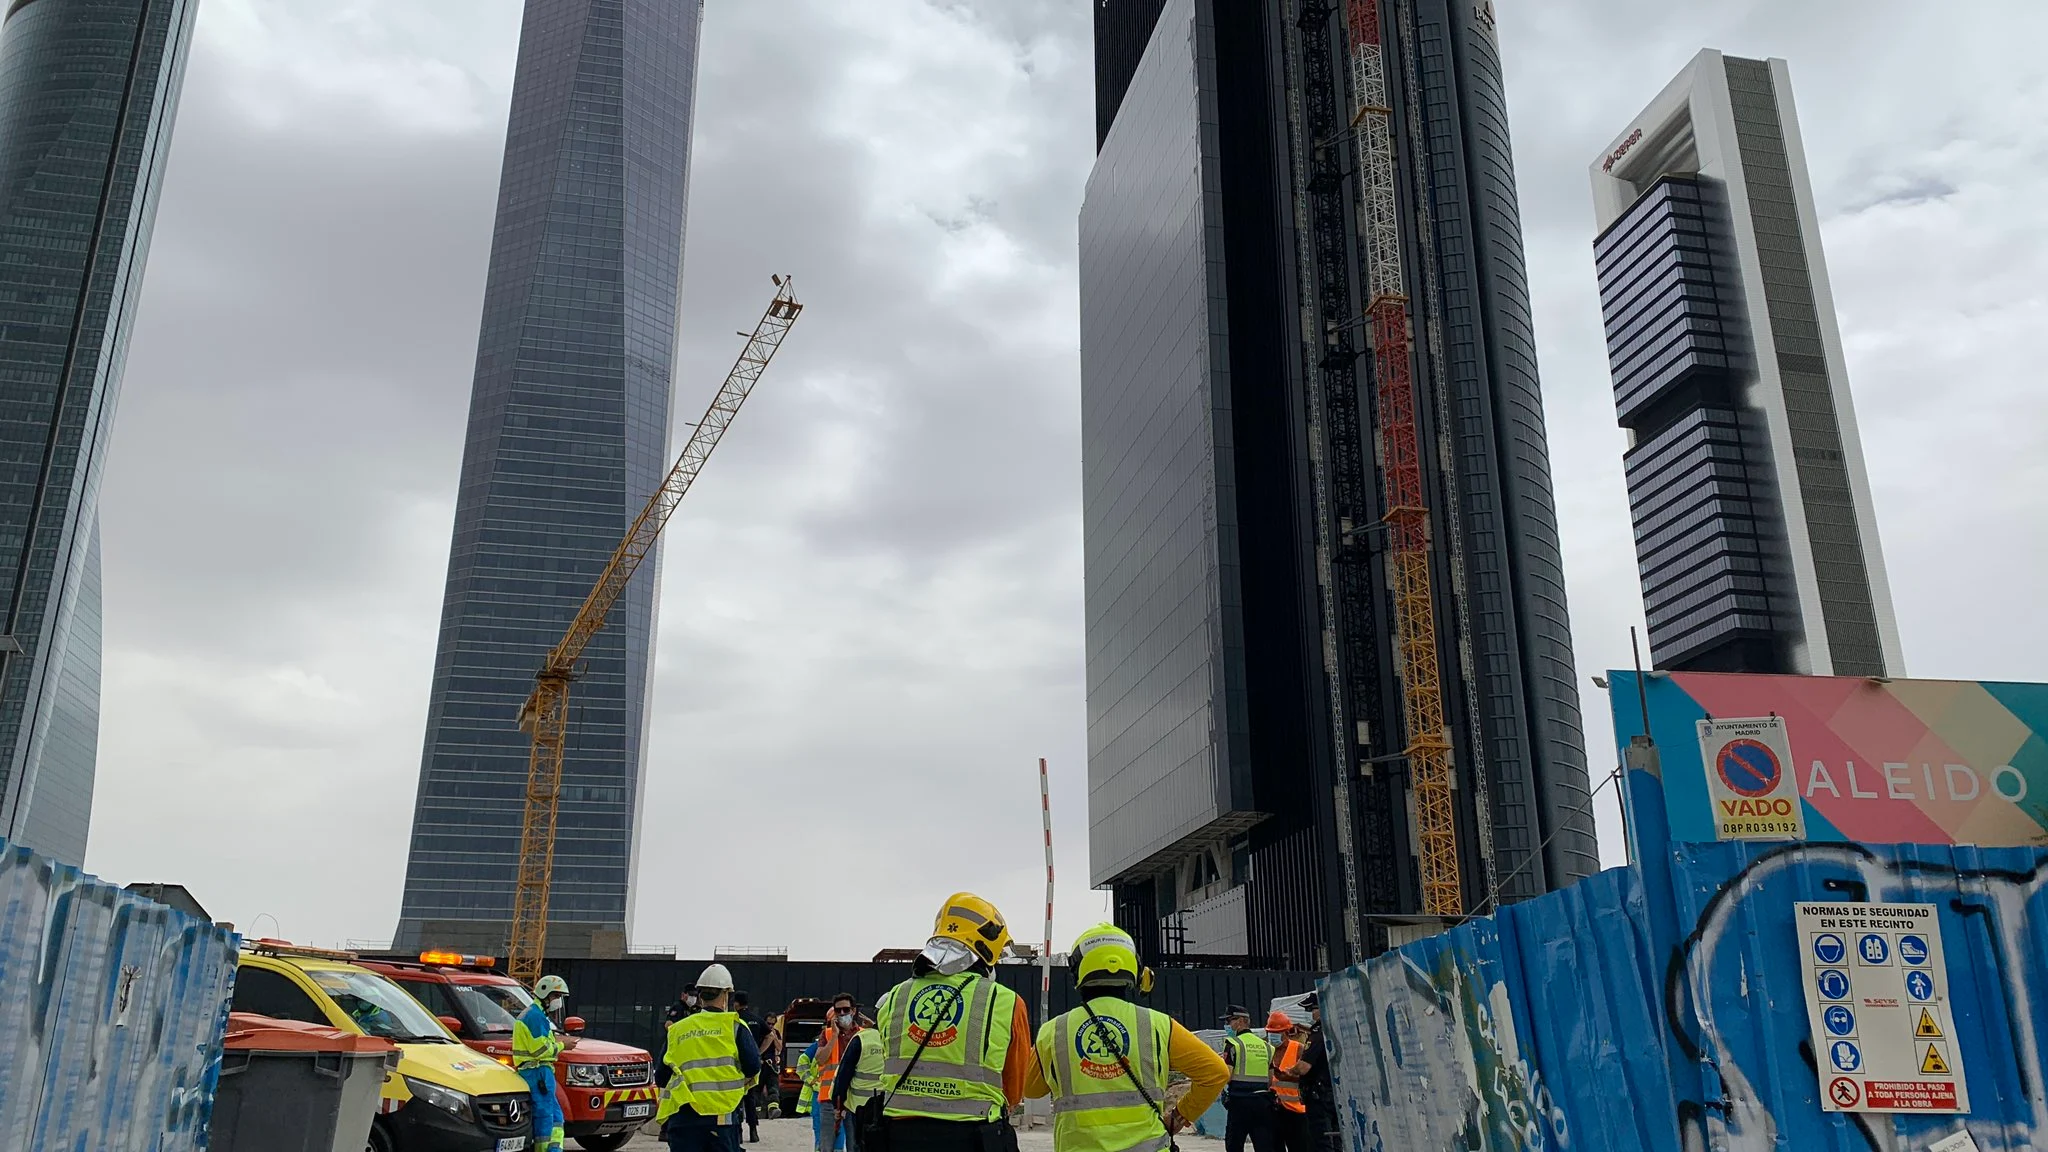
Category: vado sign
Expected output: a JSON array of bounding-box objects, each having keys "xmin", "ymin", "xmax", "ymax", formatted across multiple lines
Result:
[{"xmin": 1698, "ymin": 716, "xmax": 1804, "ymax": 840}]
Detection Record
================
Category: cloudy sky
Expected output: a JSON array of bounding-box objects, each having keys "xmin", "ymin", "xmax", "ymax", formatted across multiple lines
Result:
[{"xmin": 82, "ymin": 0, "xmax": 2048, "ymax": 958}]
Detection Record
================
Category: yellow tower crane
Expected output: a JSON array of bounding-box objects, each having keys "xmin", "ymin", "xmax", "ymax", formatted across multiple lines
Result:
[{"xmin": 507, "ymin": 277, "xmax": 804, "ymax": 986}]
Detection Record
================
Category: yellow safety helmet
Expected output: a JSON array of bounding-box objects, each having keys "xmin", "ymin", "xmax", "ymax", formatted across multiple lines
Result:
[
  {"xmin": 1070, "ymin": 923, "xmax": 1154, "ymax": 994},
  {"xmin": 932, "ymin": 892, "xmax": 1012, "ymax": 968}
]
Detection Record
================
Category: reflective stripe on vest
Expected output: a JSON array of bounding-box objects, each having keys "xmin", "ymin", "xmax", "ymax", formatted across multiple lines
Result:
[
  {"xmin": 874, "ymin": 972, "xmax": 1015, "ymax": 1121},
  {"xmin": 511, "ymin": 1004, "xmax": 564, "ymax": 1071},
  {"xmin": 657, "ymin": 1010, "xmax": 748, "ymax": 1124},
  {"xmin": 1226, "ymin": 1034, "xmax": 1271, "ymax": 1084},
  {"xmin": 846, "ymin": 1030, "xmax": 887, "ymax": 1109},
  {"xmin": 1034, "ymin": 999, "xmax": 1172, "ymax": 1152},
  {"xmin": 1271, "ymin": 1039, "xmax": 1304, "ymax": 1113}
]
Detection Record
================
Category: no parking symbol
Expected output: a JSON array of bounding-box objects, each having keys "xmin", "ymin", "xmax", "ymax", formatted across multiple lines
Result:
[{"xmin": 1698, "ymin": 716, "xmax": 1805, "ymax": 840}]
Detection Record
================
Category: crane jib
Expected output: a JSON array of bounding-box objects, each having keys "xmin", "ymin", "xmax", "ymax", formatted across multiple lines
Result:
[{"xmin": 507, "ymin": 278, "xmax": 804, "ymax": 986}]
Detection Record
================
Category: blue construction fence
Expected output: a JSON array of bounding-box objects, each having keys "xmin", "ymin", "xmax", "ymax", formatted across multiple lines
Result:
[
  {"xmin": 0, "ymin": 839, "xmax": 240, "ymax": 1149},
  {"xmin": 1321, "ymin": 830, "xmax": 2048, "ymax": 1149}
]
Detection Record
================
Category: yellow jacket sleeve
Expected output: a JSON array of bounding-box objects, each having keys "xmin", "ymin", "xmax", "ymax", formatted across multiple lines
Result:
[
  {"xmin": 1168, "ymin": 1020, "xmax": 1230, "ymax": 1122},
  {"xmin": 1024, "ymin": 1031, "xmax": 1052, "ymax": 1100}
]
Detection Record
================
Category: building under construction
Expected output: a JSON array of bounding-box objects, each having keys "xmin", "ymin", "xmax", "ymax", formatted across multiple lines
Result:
[{"xmin": 1081, "ymin": 0, "xmax": 1599, "ymax": 968}]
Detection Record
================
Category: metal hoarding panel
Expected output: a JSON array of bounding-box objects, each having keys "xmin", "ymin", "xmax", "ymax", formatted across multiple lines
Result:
[
  {"xmin": 1608, "ymin": 670, "xmax": 2048, "ymax": 847},
  {"xmin": 1322, "ymin": 839, "xmax": 2048, "ymax": 1151},
  {"xmin": 1319, "ymin": 866, "xmax": 1678, "ymax": 1152},
  {"xmin": 0, "ymin": 841, "xmax": 238, "ymax": 1150},
  {"xmin": 1662, "ymin": 841, "xmax": 2046, "ymax": 1150}
]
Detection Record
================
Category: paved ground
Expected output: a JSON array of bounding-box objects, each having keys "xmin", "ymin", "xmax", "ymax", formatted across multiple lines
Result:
[{"xmin": 594, "ymin": 1112, "xmax": 1219, "ymax": 1151}]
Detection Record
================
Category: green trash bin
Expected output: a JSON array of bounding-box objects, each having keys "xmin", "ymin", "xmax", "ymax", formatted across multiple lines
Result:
[{"xmin": 210, "ymin": 1013, "xmax": 399, "ymax": 1152}]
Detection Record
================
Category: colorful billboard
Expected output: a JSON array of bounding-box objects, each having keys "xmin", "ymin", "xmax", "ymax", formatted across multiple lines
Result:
[{"xmin": 1608, "ymin": 671, "xmax": 2048, "ymax": 847}]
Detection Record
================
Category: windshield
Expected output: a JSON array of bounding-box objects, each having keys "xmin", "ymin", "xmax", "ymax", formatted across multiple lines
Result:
[
  {"xmin": 468, "ymin": 983, "xmax": 540, "ymax": 1016},
  {"xmin": 455, "ymin": 983, "xmax": 529, "ymax": 1035},
  {"xmin": 308, "ymin": 969, "xmax": 453, "ymax": 1042}
]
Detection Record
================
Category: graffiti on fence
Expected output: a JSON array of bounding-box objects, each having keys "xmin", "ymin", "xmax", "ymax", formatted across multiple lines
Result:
[{"xmin": 1323, "ymin": 839, "xmax": 2048, "ymax": 1152}]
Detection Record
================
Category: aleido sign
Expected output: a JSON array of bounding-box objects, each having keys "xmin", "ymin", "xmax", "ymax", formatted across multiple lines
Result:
[{"xmin": 1609, "ymin": 671, "xmax": 2048, "ymax": 847}]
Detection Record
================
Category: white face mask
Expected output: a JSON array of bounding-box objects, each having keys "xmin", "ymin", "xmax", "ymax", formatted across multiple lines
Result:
[{"xmin": 837, "ymin": 1011, "xmax": 854, "ymax": 1027}]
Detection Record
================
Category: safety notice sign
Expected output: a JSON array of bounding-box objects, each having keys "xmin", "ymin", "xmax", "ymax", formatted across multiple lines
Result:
[
  {"xmin": 1797, "ymin": 902, "xmax": 1967, "ymax": 1113},
  {"xmin": 1698, "ymin": 716, "xmax": 1804, "ymax": 840}
]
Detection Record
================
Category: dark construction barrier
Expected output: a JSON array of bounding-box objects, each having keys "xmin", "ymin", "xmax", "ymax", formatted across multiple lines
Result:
[{"xmin": 544, "ymin": 957, "xmax": 1324, "ymax": 1055}]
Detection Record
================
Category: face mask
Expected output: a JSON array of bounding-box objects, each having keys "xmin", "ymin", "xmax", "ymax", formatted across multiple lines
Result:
[
  {"xmin": 684, "ymin": 994, "xmax": 699, "ymax": 1007},
  {"xmin": 836, "ymin": 1011, "xmax": 854, "ymax": 1026}
]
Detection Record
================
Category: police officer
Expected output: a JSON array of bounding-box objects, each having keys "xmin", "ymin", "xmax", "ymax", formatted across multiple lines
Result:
[
  {"xmin": 1220, "ymin": 1007, "xmax": 1275, "ymax": 1152},
  {"xmin": 1026, "ymin": 924, "xmax": 1229, "ymax": 1152},
  {"xmin": 870, "ymin": 893, "xmax": 1040, "ymax": 1152},
  {"xmin": 657, "ymin": 963, "xmax": 763, "ymax": 1152},
  {"xmin": 514, "ymin": 975, "xmax": 574, "ymax": 1152}
]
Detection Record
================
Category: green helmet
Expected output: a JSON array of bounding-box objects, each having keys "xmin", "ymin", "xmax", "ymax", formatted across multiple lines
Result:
[
  {"xmin": 535, "ymin": 975, "xmax": 569, "ymax": 1001},
  {"xmin": 1070, "ymin": 923, "xmax": 1152, "ymax": 992}
]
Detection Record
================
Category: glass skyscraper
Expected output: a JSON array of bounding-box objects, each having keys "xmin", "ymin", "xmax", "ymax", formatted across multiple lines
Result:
[
  {"xmin": 1083, "ymin": 0, "xmax": 1597, "ymax": 967},
  {"xmin": 394, "ymin": 0, "xmax": 704, "ymax": 956},
  {"xmin": 0, "ymin": 0, "xmax": 198, "ymax": 867},
  {"xmin": 1589, "ymin": 51, "xmax": 1903, "ymax": 677}
]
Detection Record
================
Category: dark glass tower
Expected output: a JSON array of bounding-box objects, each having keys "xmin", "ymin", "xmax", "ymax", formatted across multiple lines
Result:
[
  {"xmin": 395, "ymin": 0, "xmax": 703, "ymax": 955},
  {"xmin": 1589, "ymin": 52, "xmax": 1902, "ymax": 677},
  {"xmin": 0, "ymin": 0, "xmax": 197, "ymax": 866},
  {"xmin": 1082, "ymin": 0, "xmax": 1597, "ymax": 967}
]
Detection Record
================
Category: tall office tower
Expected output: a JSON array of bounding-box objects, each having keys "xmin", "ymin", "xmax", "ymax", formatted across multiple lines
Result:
[
  {"xmin": 1589, "ymin": 51, "xmax": 1902, "ymax": 677},
  {"xmin": 0, "ymin": 0, "xmax": 198, "ymax": 866},
  {"xmin": 395, "ymin": 0, "xmax": 704, "ymax": 955},
  {"xmin": 1082, "ymin": 0, "xmax": 1597, "ymax": 968}
]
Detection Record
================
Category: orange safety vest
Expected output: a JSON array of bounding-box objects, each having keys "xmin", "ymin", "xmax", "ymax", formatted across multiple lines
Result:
[
  {"xmin": 1271, "ymin": 1039, "xmax": 1305, "ymax": 1114},
  {"xmin": 815, "ymin": 1026, "xmax": 848, "ymax": 1096}
]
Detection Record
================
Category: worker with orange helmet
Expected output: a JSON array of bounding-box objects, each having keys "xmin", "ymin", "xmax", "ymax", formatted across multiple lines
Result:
[
  {"xmin": 1264, "ymin": 1010, "xmax": 1308, "ymax": 1152},
  {"xmin": 865, "ymin": 893, "xmax": 1040, "ymax": 1152}
]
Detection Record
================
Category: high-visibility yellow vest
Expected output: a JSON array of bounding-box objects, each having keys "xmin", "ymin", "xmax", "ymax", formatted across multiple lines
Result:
[
  {"xmin": 1270, "ymin": 1038, "xmax": 1304, "ymax": 1113},
  {"xmin": 845, "ymin": 1029, "xmax": 887, "ymax": 1109},
  {"xmin": 657, "ymin": 1009, "xmax": 749, "ymax": 1123},
  {"xmin": 1225, "ymin": 1032, "xmax": 1271, "ymax": 1085},
  {"xmin": 511, "ymin": 1004, "xmax": 565, "ymax": 1071},
  {"xmin": 1034, "ymin": 998, "xmax": 1172, "ymax": 1152},
  {"xmin": 874, "ymin": 972, "xmax": 1016, "ymax": 1122}
]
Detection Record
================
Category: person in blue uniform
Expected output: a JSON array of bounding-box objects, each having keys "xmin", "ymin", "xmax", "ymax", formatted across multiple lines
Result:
[{"xmin": 515, "ymin": 974, "xmax": 577, "ymax": 1152}]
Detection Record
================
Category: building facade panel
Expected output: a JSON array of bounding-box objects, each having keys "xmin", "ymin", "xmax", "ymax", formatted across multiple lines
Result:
[
  {"xmin": 396, "ymin": 0, "xmax": 703, "ymax": 954},
  {"xmin": 1082, "ymin": 0, "xmax": 1248, "ymax": 887},
  {"xmin": 0, "ymin": 0, "xmax": 197, "ymax": 865}
]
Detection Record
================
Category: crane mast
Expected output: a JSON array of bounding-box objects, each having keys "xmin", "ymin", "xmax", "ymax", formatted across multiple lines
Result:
[
  {"xmin": 1344, "ymin": 0, "xmax": 1463, "ymax": 919},
  {"xmin": 507, "ymin": 279, "xmax": 804, "ymax": 985}
]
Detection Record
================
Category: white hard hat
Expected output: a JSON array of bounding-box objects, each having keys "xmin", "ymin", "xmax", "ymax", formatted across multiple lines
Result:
[{"xmin": 696, "ymin": 962, "xmax": 735, "ymax": 991}]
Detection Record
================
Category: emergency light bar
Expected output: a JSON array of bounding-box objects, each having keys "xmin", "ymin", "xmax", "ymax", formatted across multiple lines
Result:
[{"xmin": 419, "ymin": 950, "xmax": 498, "ymax": 969}]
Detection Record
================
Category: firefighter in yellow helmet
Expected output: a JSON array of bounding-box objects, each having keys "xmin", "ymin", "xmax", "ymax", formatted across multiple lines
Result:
[
  {"xmin": 868, "ymin": 893, "xmax": 1040, "ymax": 1152},
  {"xmin": 1025, "ymin": 925, "xmax": 1229, "ymax": 1152}
]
